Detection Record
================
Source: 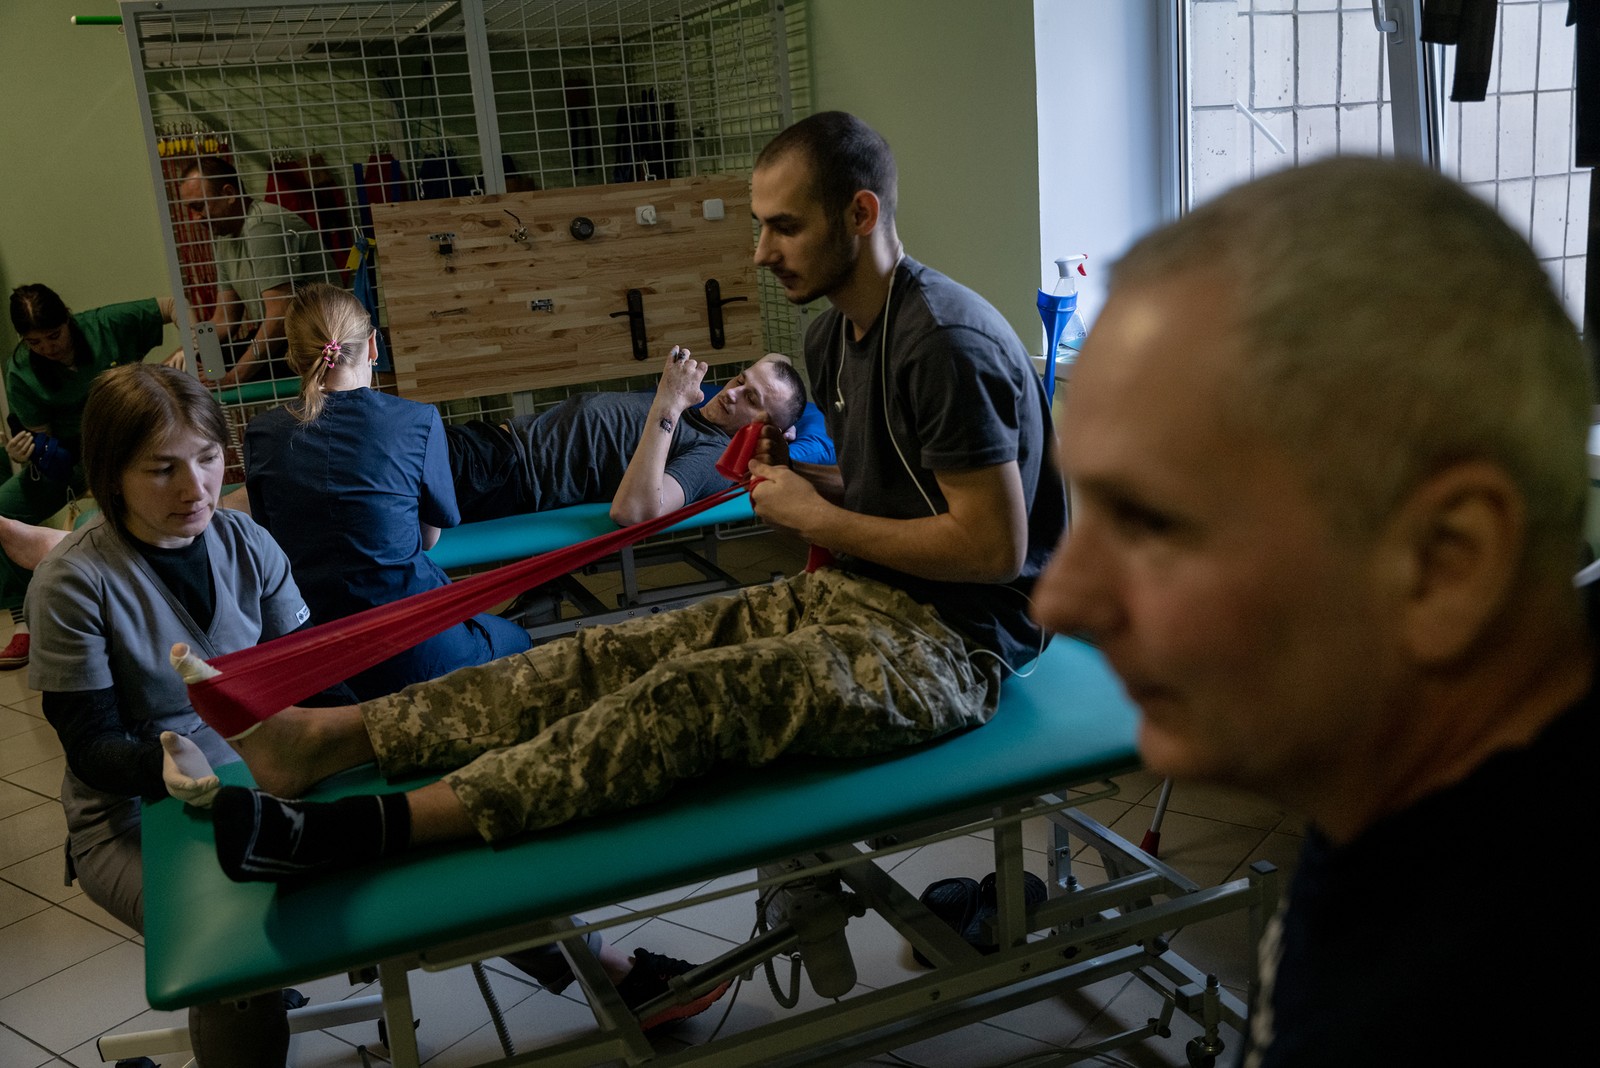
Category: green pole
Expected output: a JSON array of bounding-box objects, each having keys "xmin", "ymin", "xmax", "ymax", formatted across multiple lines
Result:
[{"xmin": 71, "ymin": 15, "xmax": 124, "ymax": 25}]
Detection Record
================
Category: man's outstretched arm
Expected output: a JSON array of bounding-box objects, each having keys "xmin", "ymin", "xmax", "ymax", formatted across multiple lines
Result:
[
  {"xmin": 610, "ymin": 345, "xmax": 705, "ymax": 526},
  {"xmin": 216, "ymin": 283, "xmax": 292, "ymax": 389}
]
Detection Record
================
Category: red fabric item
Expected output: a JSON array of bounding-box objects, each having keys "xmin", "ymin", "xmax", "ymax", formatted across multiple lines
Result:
[
  {"xmin": 715, "ymin": 423, "xmax": 762, "ymax": 481},
  {"xmin": 362, "ymin": 153, "xmax": 408, "ymax": 205},
  {"xmin": 805, "ymin": 545, "xmax": 837, "ymax": 573},
  {"xmin": 188, "ymin": 481, "xmax": 749, "ymax": 738}
]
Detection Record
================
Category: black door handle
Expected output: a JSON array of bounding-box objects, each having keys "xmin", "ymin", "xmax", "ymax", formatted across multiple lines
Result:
[
  {"xmin": 609, "ymin": 288, "xmax": 649, "ymax": 360},
  {"xmin": 704, "ymin": 278, "xmax": 748, "ymax": 349}
]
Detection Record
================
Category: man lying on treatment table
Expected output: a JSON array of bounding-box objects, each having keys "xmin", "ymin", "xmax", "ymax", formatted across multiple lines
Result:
[{"xmin": 446, "ymin": 345, "xmax": 808, "ymax": 526}]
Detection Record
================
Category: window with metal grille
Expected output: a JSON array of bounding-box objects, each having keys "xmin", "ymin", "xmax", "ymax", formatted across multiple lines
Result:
[{"xmin": 1183, "ymin": 0, "xmax": 1587, "ymax": 327}]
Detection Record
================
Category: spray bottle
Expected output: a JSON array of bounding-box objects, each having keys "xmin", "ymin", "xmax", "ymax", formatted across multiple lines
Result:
[{"xmin": 1036, "ymin": 254, "xmax": 1089, "ymax": 402}]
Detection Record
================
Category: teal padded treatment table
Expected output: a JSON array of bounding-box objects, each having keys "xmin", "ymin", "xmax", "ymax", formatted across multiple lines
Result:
[
  {"xmin": 427, "ymin": 497, "xmax": 764, "ymax": 639},
  {"xmin": 140, "ymin": 637, "xmax": 1277, "ymax": 1067},
  {"xmin": 425, "ymin": 497, "xmax": 756, "ymax": 571}
]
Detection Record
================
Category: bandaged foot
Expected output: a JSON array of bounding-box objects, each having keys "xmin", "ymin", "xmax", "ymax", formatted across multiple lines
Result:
[
  {"xmin": 170, "ymin": 642, "xmax": 272, "ymax": 741},
  {"xmin": 170, "ymin": 642, "xmax": 221, "ymax": 683},
  {"xmin": 211, "ymin": 786, "xmax": 412, "ymax": 884},
  {"xmin": 179, "ymin": 678, "xmax": 367, "ymax": 801},
  {"xmin": 161, "ymin": 731, "xmax": 221, "ymax": 807}
]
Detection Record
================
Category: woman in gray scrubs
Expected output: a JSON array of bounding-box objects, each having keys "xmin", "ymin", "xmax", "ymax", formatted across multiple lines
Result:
[{"xmin": 25, "ymin": 363, "xmax": 309, "ymax": 1067}]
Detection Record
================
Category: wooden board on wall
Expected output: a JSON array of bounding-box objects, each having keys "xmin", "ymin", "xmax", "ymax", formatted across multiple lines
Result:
[{"xmin": 371, "ymin": 175, "xmax": 760, "ymax": 403}]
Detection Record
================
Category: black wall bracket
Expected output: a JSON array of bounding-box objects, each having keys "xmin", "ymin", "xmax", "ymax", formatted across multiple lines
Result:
[
  {"xmin": 704, "ymin": 278, "xmax": 748, "ymax": 350},
  {"xmin": 609, "ymin": 288, "xmax": 649, "ymax": 360}
]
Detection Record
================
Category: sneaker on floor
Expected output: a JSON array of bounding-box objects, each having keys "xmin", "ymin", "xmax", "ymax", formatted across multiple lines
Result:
[
  {"xmin": 614, "ymin": 947, "xmax": 731, "ymax": 1032},
  {"xmin": 910, "ymin": 876, "xmax": 981, "ymax": 968},
  {"xmin": 962, "ymin": 870, "xmax": 1048, "ymax": 954},
  {"xmin": 0, "ymin": 632, "xmax": 27, "ymax": 669}
]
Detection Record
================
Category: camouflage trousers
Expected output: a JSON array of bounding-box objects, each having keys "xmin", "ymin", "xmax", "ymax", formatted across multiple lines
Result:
[{"xmin": 361, "ymin": 568, "xmax": 1003, "ymax": 842}]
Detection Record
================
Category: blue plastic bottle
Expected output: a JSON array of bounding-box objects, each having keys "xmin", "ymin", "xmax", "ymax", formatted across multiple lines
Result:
[{"xmin": 1036, "ymin": 254, "xmax": 1088, "ymax": 402}]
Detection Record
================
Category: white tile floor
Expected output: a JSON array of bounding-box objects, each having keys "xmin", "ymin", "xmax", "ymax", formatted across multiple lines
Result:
[{"xmin": 0, "ymin": 528, "xmax": 1305, "ymax": 1067}]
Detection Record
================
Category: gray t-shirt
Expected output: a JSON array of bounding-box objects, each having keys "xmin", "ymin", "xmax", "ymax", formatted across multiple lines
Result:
[
  {"xmin": 505, "ymin": 391, "xmax": 732, "ymax": 511},
  {"xmin": 215, "ymin": 199, "xmax": 334, "ymax": 324},
  {"xmin": 26, "ymin": 509, "xmax": 310, "ymax": 848}
]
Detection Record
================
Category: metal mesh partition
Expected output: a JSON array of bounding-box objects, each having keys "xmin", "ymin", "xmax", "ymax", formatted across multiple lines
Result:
[
  {"xmin": 120, "ymin": 0, "xmax": 804, "ymax": 461},
  {"xmin": 1437, "ymin": 0, "xmax": 1589, "ymax": 326},
  {"xmin": 1185, "ymin": 0, "xmax": 1397, "ymax": 203},
  {"xmin": 1184, "ymin": 0, "xmax": 1587, "ymax": 327}
]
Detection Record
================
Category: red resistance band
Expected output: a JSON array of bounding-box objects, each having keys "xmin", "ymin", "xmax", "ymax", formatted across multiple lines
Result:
[{"xmin": 187, "ymin": 424, "xmax": 766, "ymax": 739}]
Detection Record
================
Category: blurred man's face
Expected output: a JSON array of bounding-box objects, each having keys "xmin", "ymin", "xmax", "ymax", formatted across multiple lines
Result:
[{"xmin": 1031, "ymin": 270, "xmax": 1396, "ymax": 799}]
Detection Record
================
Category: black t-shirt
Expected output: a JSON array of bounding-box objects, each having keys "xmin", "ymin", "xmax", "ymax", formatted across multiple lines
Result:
[
  {"xmin": 1246, "ymin": 647, "xmax": 1599, "ymax": 1065},
  {"xmin": 805, "ymin": 257, "xmax": 1066, "ymax": 668},
  {"xmin": 130, "ymin": 532, "xmax": 215, "ymax": 632}
]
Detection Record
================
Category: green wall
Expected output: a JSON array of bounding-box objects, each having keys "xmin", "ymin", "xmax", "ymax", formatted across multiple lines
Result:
[
  {"xmin": 0, "ymin": 0, "xmax": 180, "ymax": 362},
  {"xmin": 806, "ymin": 0, "xmax": 1041, "ymax": 347}
]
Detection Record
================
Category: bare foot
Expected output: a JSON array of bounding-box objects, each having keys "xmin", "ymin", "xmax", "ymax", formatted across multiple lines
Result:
[
  {"xmin": 169, "ymin": 642, "xmax": 374, "ymax": 797},
  {"xmin": 226, "ymin": 705, "xmax": 372, "ymax": 798},
  {"xmin": 0, "ymin": 516, "xmax": 69, "ymax": 571}
]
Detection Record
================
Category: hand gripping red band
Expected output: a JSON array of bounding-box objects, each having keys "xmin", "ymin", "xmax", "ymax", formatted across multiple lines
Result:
[{"xmin": 182, "ymin": 424, "xmax": 765, "ymax": 739}]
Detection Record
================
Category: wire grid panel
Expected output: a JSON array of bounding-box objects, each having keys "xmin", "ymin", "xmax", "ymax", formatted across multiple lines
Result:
[
  {"xmin": 1437, "ymin": 0, "xmax": 1589, "ymax": 328},
  {"xmin": 1185, "ymin": 0, "xmax": 1396, "ymax": 207},
  {"xmin": 121, "ymin": 0, "xmax": 802, "ymax": 427},
  {"xmin": 1184, "ymin": 0, "xmax": 1587, "ymax": 327}
]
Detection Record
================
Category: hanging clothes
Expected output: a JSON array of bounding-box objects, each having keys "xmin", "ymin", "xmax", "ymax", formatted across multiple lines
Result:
[
  {"xmin": 264, "ymin": 156, "xmax": 316, "ymax": 218},
  {"xmin": 611, "ymin": 88, "xmax": 677, "ymax": 182},
  {"xmin": 1574, "ymin": 0, "xmax": 1599, "ymax": 167},
  {"xmin": 612, "ymin": 103, "xmax": 639, "ymax": 183},
  {"xmin": 347, "ymin": 238, "xmax": 392, "ymax": 373},
  {"xmin": 565, "ymin": 75, "xmax": 599, "ymax": 174},
  {"xmin": 417, "ymin": 147, "xmax": 473, "ymax": 199},
  {"xmin": 361, "ymin": 152, "xmax": 411, "ymax": 207},
  {"xmin": 305, "ymin": 154, "xmax": 355, "ymax": 281},
  {"xmin": 632, "ymin": 88, "xmax": 666, "ymax": 181},
  {"xmin": 1420, "ymin": 0, "xmax": 1500, "ymax": 102}
]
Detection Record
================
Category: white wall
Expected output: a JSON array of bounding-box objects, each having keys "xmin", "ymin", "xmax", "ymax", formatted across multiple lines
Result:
[
  {"xmin": 805, "ymin": 0, "xmax": 1172, "ymax": 354},
  {"xmin": 806, "ymin": 0, "xmax": 1042, "ymax": 345},
  {"xmin": 0, "ymin": 1, "xmax": 179, "ymax": 357},
  {"xmin": 1035, "ymin": 0, "xmax": 1176, "ymax": 342}
]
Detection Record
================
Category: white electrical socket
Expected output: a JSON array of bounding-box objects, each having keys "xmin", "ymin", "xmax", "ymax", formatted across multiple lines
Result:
[
  {"xmin": 635, "ymin": 204, "xmax": 658, "ymax": 226},
  {"xmin": 703, "ymin": 198, "xmax": 725, "ymax": 220}
]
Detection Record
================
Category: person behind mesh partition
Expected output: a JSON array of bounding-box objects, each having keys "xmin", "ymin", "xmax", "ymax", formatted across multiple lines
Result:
[{"xmin": 176, "ymin": 155, "xmax": 335, "ymax": 390}]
